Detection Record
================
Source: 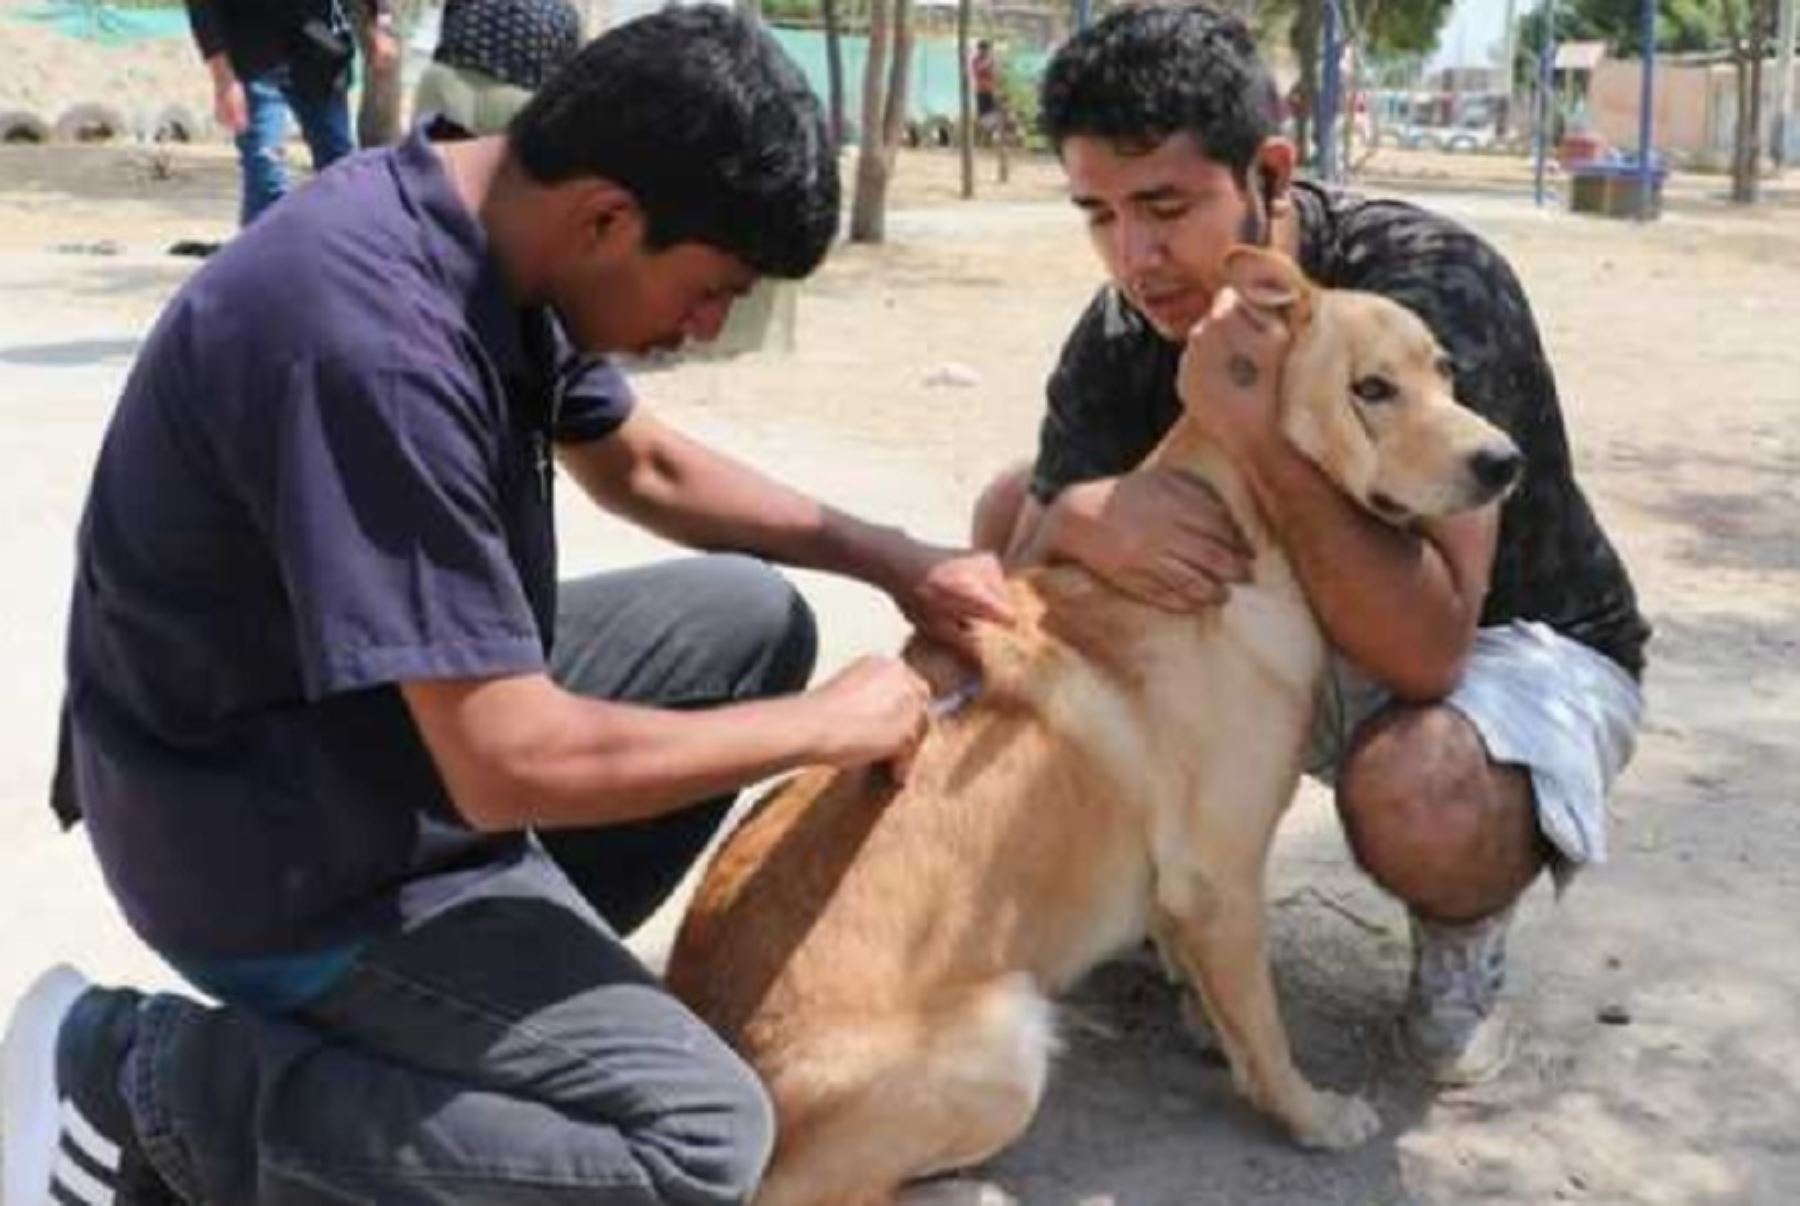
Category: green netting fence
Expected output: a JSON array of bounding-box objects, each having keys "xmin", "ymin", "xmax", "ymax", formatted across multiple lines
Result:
[
  {"xmin": 0, "ymin": 3, "xmax": 1048, "ymax": 129},
  {"xmin": 768, "ymin": 28, "xmax": 1047, "ymax": 128},
  {"xmin": 8, "ymin": 0, "xmax": 189, "ymax": 45}
]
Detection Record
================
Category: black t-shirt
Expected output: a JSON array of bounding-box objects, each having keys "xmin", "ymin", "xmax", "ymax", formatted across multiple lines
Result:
[
  {"xmin": 1031, "ymin": 181, "xmax": 1649, "ymax": 679},
  {"xmin": 185, "ymin": 0, "xmax": 351, "ymax": 91}
]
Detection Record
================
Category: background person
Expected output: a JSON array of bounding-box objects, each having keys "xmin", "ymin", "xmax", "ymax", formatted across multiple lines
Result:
[
  {"xmin": 186, "ymin": 0, "xmax": 398, "ymax": 225},
  {"xmin": 414, "ymin": 0, "xmax": 582, "ymax": 136}
]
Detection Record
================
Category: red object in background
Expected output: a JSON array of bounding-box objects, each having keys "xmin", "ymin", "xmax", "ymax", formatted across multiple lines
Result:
[
  {"xmin": 971, "ymin": 47, "xmax": 997, "ymax": 96},
  {"xmin": 1559, "ymin": 131, "xmax": 1605, "ymax": 169}
]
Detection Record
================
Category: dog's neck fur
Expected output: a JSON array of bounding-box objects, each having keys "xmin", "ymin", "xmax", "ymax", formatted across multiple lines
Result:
[{"xmin": 946, "ymin": 409, "xmax": 1315, "ymax": 717}]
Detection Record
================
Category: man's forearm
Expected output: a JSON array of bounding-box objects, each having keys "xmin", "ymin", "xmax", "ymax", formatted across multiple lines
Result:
[
  {"xmin": 1243, "ymin": 440, "xmax": 1481, "ymax": 700},
  {"xmin": 411, "ymin": 676, "xmax": 834, "ymax": 833},
  {"xmin": 562, "ymin": 416, "xmax": 924, "ymax": 593},
  {"xmin": 498, "ymin": 694, "xmax": 828, "ymax": 829},
  {"xmin": 1007, "ymin": 480, "xmax": 1095, "ymax": 567}
]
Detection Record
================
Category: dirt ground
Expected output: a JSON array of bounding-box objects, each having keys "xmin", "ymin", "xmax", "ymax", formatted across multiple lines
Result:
[{"xmin": 0, "ymin": 142, "xmax": 1796, "ymax": 1204}]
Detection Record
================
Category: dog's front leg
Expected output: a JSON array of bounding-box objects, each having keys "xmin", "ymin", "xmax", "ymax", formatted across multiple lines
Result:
[{"xmin": 1153, "ymin": 885, "xmax": 1380, "ymax": 1149}]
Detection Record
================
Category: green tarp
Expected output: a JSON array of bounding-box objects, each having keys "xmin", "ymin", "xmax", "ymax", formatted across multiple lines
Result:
[
  {"xmin": 768, "ymin": 29, "xmax": 1046, "ymax": 128},
  {"xmin": 0, "ymin": 4, "xmax": 1046, "ymax": 130},
  {"xmin": 10, "ymin": 0, "xmax": 189, "ymax": 45}
]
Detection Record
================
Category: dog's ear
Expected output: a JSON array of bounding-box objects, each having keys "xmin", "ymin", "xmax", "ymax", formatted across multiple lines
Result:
[{"xmin": 1223, "ymin": 246, "xmax": 1314, "ymax": 327}]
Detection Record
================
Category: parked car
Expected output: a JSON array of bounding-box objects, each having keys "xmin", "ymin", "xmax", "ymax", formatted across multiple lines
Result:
[{"xmin": 1441, "ymin": 119, "xmax": 1500, "ymax": 152}]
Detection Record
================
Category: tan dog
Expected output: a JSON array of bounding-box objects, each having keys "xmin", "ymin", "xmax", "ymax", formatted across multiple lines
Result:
[{"xmin": 665, "ymin": 247, "xmax": 1523, "ymax": 1206}]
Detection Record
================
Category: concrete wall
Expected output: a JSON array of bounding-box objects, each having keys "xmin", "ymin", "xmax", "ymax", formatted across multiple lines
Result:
[{"xmin": 1591, "ymin": 56, "xmax": 1800, "ymax": 167}]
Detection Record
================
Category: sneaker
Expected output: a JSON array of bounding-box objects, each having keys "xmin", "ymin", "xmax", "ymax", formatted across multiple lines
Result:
[
  {"xmin": 3, "ymin": 965, "xmax": 178, "ymax": 1205},
  {"xmin": 1399, "ymin": 908, "xmax": 1518, "ymax": 1087}
]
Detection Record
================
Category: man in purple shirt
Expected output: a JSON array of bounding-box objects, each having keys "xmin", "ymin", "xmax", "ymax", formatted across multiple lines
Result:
[{"xmin": 3, "ymin": 11, "xmax": 1010, "ymax": 1205}]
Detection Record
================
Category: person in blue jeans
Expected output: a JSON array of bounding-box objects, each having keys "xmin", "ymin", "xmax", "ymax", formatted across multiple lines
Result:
[
  {"xmin": 185, "ymin": 0, "xmax": 400, "ymax": 224},
  {"xmin": 2, "ymin": 11, "xmax": 1012, "ymax": 1205}
]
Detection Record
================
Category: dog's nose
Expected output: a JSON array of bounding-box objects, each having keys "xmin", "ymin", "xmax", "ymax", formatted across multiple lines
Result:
[{"xmin": 1470, "ymin": 446, "xmax": 1524, "ymax": 494}]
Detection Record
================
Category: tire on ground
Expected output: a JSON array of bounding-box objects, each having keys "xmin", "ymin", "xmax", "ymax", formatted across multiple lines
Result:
[
  {"xmin": 0, "ymin": 110, "xmax": 51, "ymax": 144},
  {"xmin": 53, "ymin": 102, "xmax": 130, "ymax": 144},
  {"xmin": 146, "ymin": 103, "xmax": 201, "ymax": 144}
]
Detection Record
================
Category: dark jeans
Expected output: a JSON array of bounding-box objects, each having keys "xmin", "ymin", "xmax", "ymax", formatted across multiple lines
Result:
[
  {"xmin": 122, "ymin": 555, "xmax": 818, "ymax": 1204},
  {"xmin": 237, "ymin": 66, "xmax": 355, "ymax": 227}
]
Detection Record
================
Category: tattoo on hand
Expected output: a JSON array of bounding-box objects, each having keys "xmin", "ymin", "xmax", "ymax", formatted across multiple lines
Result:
[{"xmin": 1227, "ymin": 354, "xmax": 1259, "ymax": 389}]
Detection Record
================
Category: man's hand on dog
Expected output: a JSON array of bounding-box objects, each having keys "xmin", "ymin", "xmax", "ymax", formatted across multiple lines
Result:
[
  {"xmin": 807, "ymin": 655, "xmax": 934, "ymax": 784},
  {"xmin": 888, "ymin": 544, "xmax": 1016, "ymax": 655},
  {"xmin": 1057, "ymin": 470, "xmax": 1252, "ymax": 613},
  {"xmin": 1179, "ymin": 285, "xmax": 1294, "ymax": 465}
]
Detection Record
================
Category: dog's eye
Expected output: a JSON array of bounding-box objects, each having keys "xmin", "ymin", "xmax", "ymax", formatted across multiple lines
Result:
[
  {"xmin": 1351, "ymin": 376, "xmax": 1397, "ymax": 404},
  {"xmin": 1435, "ymin": 356, "xmax": 1457, "ymax": 381}
]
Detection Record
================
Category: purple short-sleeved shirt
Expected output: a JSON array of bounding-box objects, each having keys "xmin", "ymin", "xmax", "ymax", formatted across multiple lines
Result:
[{"xmin": 58, "ymin": 128, "xmax": 632, "ymax": 970}]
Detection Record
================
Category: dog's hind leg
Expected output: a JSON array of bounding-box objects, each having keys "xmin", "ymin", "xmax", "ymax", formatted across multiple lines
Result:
[{"xmin": 753, "ymin": 975, "xmax": 1053, "ymax": 1206}]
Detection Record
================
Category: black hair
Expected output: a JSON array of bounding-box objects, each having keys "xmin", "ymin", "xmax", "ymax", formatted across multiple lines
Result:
[
  {"xmin": 508, "ymin": 7, "xmax": 839, "ymax": 279},
  {"xmin": 1039, "ymin": 2, "xmax": 1280, "ymax": 181}
]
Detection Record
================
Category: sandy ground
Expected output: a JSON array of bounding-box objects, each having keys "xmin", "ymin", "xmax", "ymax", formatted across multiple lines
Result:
[{"xmin": 1, "ymin": 140, "xmax": 1797, "ymax": 1204}]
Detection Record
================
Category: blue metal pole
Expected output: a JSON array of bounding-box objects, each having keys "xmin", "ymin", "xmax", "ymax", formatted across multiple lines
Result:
[
  {"xmin": 1636, "ymin": 0, "xmax": 1657, "ymax": 217},
  {"xmin": 1317, "ymin": 0, "xmax": 1342, "ymax": 181},
  {"xmin": 1074, "ymin": 0, "xmax": 1091, "ymax": 32},
  {"xmin": 1533, "ymin": 0, "xmax": 1556, "ymax": 206}
]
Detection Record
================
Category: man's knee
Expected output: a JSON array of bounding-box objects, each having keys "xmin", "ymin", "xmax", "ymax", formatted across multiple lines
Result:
[
  {"xmin": 971, "ymin": 460, "xmax": 1033, "ymax": 553},
  {"xmin": 703, "ymin": 553, "xmax": 818, "ymax": 696},
  {"xmin": 1335, "ymin": 705, "xmax": 1542, "ymax": 921},
  {"xmin": 625, "ymin": 1042, "xmax": 775, "ymax": 1205}
]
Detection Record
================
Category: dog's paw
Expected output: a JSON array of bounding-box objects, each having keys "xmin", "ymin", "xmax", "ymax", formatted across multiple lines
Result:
[
  {"xmin": 1289, "ymin": 1088, "xmax": 1381, "ymax": 1150},
  {"xmin": 897, "ymin": 1178, "xmax": 1018, "ymax": 1206}
]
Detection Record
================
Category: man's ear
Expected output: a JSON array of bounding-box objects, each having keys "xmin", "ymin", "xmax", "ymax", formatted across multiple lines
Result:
[
  {"xmin": 1252, "ymin": 136, "xmax": 1298, "ymax": 221},
  {"xmin": 1223, "ymin": 244, "xmax": 1314, "ymax": 327},
  {"xmin": 572, "ymin": 177, "xmax": 645, "ymax": 257}
]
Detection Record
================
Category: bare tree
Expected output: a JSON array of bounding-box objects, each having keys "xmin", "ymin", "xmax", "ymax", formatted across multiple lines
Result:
[
  {"xmin": 958, "ymin": 0, "xmax": 974, "ymax": 198},
  {"xmin": 352, "ymin": 0, "xmax": 416, "ymax": 148},
  {"xmin": 1722, "ymin": 0, "xmax": 1772, "ymax": 202},
  {"xmin": 823, "ymin": 0, "xmax": 847, "ymax": 149},
  {"xmin": 849, "ymin": 0, "xmax": 915, "ymax": 241}
]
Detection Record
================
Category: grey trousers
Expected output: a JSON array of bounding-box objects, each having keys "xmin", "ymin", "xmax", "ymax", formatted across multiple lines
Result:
[{"xmin": 125, "ymin": 555, "xmax": 818, "ymax": 1204}]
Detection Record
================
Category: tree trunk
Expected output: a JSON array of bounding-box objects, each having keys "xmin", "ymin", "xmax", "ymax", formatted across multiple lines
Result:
[
  {"xmin": 958, "ymin": 0, "xmax": 974, "ymax": 199},
  {"xmin": 823, "ymin": 0, "xmax": 846, "ymax": 150},
  {"xmin": 1729, "ymin": 55, "xmax": 1754, "ymax": 201},
  {"xmin": 353, "ymin": 0, "xmax": 406, "ymax": 147},
  {"xmin": 1745, "ymin": 0, "xmax": 1769, "ymax": 200},
  {"xmin": 882, "ymin": 0, "xmax": 914, "ymax": 149},
  {"xmin": 1291, "ymin": 0, "xmax": 1321, "ymax": 170},
  {"xmin": 1724, "ymin": 0, "xmax": 1760, "ymax": 203},
  {"xmin": 850, "ymin": 0, "xmax": 895, "ymax": 241}
]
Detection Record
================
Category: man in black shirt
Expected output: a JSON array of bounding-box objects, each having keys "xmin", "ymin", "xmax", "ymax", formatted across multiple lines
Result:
[
  {"xmin": 186, "ymin": 0, "xmax": 398, "ymax": 224},
  {"xmin": 975, "ymin": 4, "xmax": 1648, "ymax": 1085}
]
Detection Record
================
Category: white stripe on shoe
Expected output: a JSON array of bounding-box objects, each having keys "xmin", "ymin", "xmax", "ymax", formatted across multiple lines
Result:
[
  {"xmin": 60, "ymin": 1099, "xmax": 123, "ymax": 1172},
  {"xmin": 3, "ymin": 964, "xmax": 93, "ymax": 1206},
  {"xmin": 51, "ymin": 1140, "xmax": 116, "ymax": 1206}
]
